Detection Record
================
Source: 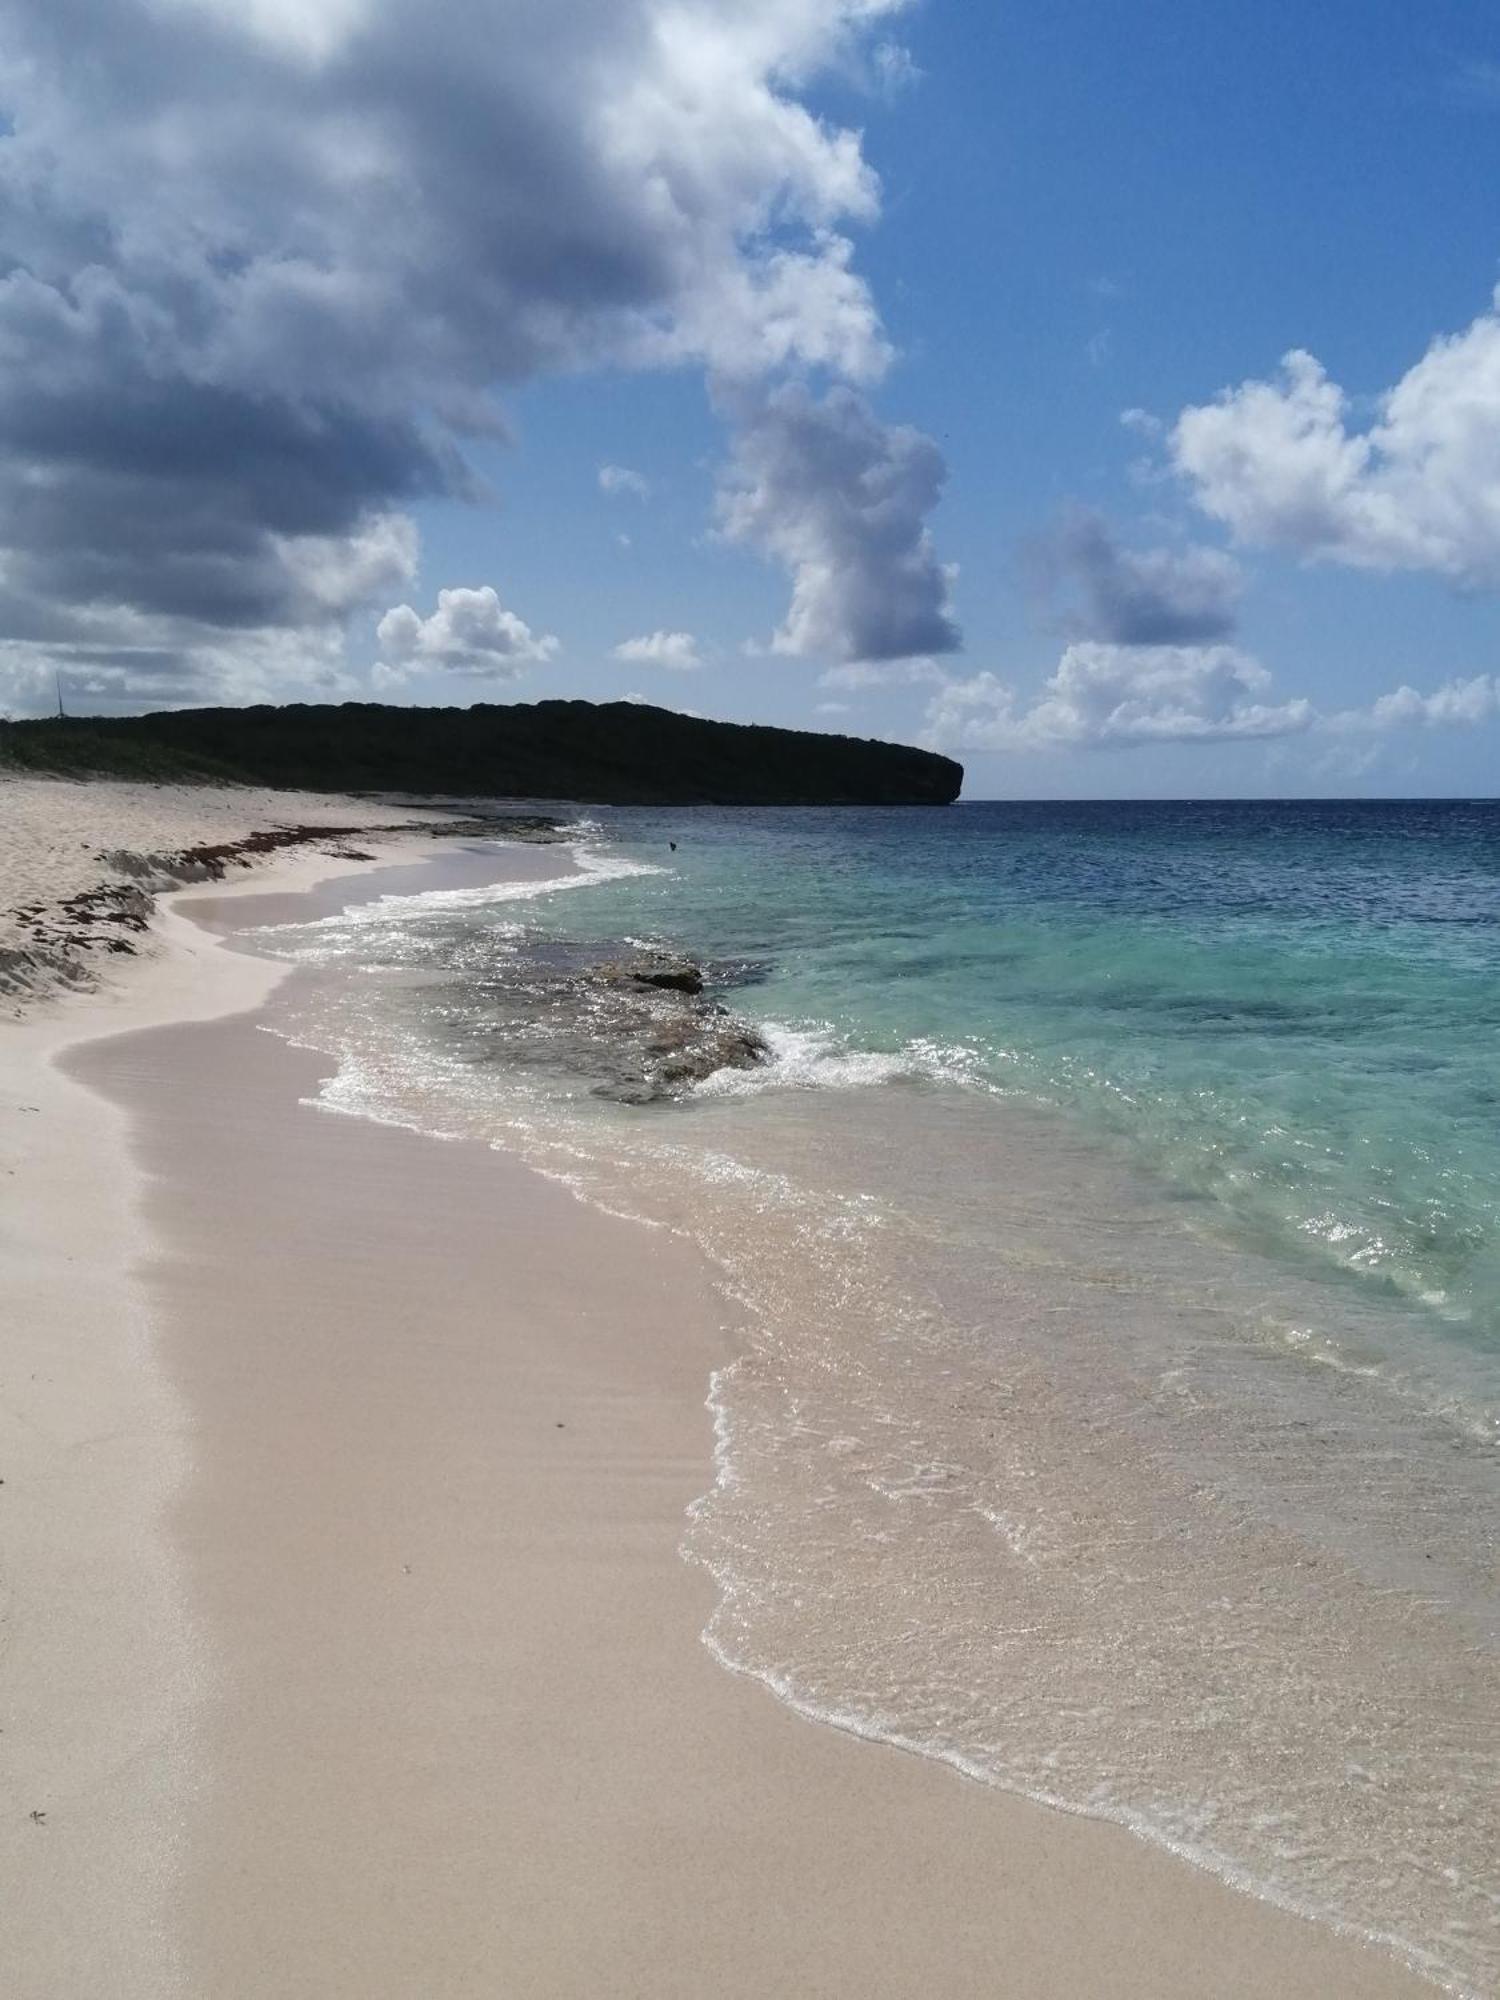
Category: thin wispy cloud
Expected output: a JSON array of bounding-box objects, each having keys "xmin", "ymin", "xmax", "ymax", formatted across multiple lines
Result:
[
  {"xmin": 599, "ymin": 465, "xmax": 651, "ymax": 502},
  {"xmin": 613, "ymin": 630, "xmax": 702, "ymax": 670},
  {"xmin": 1446, "ymin": 59, "xmax": 1500, "ymax": 105},
  {"xmin": 819, "ymin": 659, "xmax": 946, "ymax": 689}
]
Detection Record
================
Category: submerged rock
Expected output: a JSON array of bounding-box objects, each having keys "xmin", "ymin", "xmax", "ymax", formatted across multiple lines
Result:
[
  {"xmin": 590, "ymin": 996, "xmax": 770, "ymax": 1102},
  {"xmin": 648, "ymin": 1005, "xmax": 767, "ymax": 1081},
  {"xmin": 590, "ymin": 952, "xmax": 705, "ymax": 996},
  {"xmin": 553, "ymin": 947, "xmax": 769, "ymax": 1099},
  {"xmin": 440, "ymin": 931, "xmax": 772, "ymax": 1104}
]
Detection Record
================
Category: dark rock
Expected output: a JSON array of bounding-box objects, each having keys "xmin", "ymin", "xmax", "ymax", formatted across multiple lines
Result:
[
  {"xmin": 635, "ymin": 963, "xmax": 704, "ymax": 996},
  {"xmin": 591, "ymin": 953, "xmax": 705, "ymax": 996},
  {"xmin": 591, "ymin": 1002, "xmax": 769, "ymax": 1102}
]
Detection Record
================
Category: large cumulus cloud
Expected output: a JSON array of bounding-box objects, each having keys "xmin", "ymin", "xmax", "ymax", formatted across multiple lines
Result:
[
  {"xmin": 1171, "ymin": 290, "xmax": 1500, "ymax": 586},
  {"xmin": 0, "ymin": 0, "xmax": 953, "ymax": 710},
  {"xmin": 374, "ymin": 585, "xmax": 557, "ymax": 686},
  {"xmin": 717, "ymin": 381, "xmax": 960, "ymax": 661}
]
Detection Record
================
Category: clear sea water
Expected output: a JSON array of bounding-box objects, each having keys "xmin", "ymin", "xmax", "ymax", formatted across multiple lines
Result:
[{"xmin": 252, "ymin": 800, "xmax": 1500, "ymax": 1994}]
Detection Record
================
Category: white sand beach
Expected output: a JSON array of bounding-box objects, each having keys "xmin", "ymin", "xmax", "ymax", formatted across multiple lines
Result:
[
  {"xmin": 0, "ymin": 775, "xmax": 474, "ymax": 1009},
  {"xmin": 1, "ymin": 778, "xmax": 1435, "ymax": 1997}
]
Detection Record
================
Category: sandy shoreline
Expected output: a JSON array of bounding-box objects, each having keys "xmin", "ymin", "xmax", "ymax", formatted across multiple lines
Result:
[{"xmin": 2, "ymin": 811, "xmax": 1435, "ymax": 1995}]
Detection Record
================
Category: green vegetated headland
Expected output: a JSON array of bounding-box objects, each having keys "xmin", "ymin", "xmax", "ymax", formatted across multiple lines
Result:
[{"xmin": 0, "ymin": 700, "xmax": 962, "ymax": 806}]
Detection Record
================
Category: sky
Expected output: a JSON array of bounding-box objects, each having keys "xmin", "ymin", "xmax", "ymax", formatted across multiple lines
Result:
[{"xmin": 3, "ymin": 0, "xmax": 1500, "ymax": 797}]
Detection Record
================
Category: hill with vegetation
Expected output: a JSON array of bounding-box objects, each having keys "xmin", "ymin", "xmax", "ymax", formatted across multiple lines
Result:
[{"xmin": 0, "ymin": 700, "xmax": 962, "ymax": 806}]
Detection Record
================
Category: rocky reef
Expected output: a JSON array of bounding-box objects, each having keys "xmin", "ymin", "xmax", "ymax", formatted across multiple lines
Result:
[
  {"xmin": 421, "ymin": 934, "xmax": 771, "ymax": 1104},
  {"xmin": 582, "ymin": 954, "xmax": 768, "ymax": 1101}
]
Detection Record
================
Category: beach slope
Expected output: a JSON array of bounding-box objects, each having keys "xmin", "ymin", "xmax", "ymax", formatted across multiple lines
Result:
[{"xmin": 0, "ymin": 800, "xmax": 1432, "ymax": 1997}]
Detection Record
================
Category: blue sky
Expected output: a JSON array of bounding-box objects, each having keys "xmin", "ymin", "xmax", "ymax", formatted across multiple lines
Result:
[{"xmin": 4, "ymin": 0, "xmax": 1500, "ymax": 795}]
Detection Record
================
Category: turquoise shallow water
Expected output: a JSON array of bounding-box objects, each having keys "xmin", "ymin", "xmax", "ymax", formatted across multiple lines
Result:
[
  {"xmin": 253, "ymin": 799, "xmax": 1500, "ymax": 1993},
  {"xmin": 549, "ymin": 800, "xmax": 1500, "ymax": 1392}
]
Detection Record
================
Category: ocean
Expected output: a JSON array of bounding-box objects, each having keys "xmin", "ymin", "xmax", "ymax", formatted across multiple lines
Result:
[{"xmin": 250, "ymin": 799, "xmax": 1500, "ymax": 1995}]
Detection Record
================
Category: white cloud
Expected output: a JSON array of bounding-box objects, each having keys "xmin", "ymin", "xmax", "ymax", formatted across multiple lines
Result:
[
  {"xmin": 5, "ymin": 616, "xmax": 362, "ymax": 715},
  {"xmin": 923, "ymin": 645, "xmax": 1312, "ymax": 753},
  {"xmin": 718, "ymin": 381, "xmax": 960, "ymax": 661},
  {"xmin": 275, "ymin": 512, "xmax": 420, "ymax": 619},
  {"xmin": 599, "ymin": 464, "xmax": 651, "ymax": 501},
  {"xmin": 0, "ymin": 521, "xmax": 413, "ymax": 712},
  {"xmin": 1173, "ymin": 290, "xmax": 1500, "ymax": 584},
  {"xmin": 818, "ymin": 657, "xmax": 946, "ymax": 688},
  {"xmin": 923, "ymin": 649, "xmax": 1500, "ymax": 755},
  {"xmin": 374, "ymin": 585, "xmax": 557, "ymax": 685},
  {"xmin": 661, "ymin": 234, "xmax": 889, "ymax": 383},
  {"xmin": 1328, "ymin": 673, "xmax": 1500, "ymax": 733},
  {"xmin": 613, "ymin": 629, "xmax": 702, "ymax": 670},
  {"xmin": 158, "ymin": 0, "xmax": 371, "ymax": 64},
  {"xmin": 814, "ymin": 698, "xmax": 852, "ymax": 713},
  {"xmin": 1121, "ymin": 407, "xmax": 1165, "ymax": 440},
  {"xmin": 871, "ymin": 40, "xmax": 920, "ymax": 97}
]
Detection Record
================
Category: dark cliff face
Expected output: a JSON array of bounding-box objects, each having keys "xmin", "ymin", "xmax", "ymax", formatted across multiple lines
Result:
[{"xmin": 0, "ymin": 699, "xmax": 963, "ymax": 805}]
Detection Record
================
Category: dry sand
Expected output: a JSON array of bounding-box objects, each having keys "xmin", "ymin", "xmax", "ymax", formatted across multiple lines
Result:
[
  {"xmin": 0, "ymin": 773, "xmax": 454, "ymax": 921},
  {"xmin": 1, "ymin": 816, "xmax": 1437, "ymax": 1996},
  {"xmin": 0, "ymin": 771, "xmax": 474, "ymax": 1009}
]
